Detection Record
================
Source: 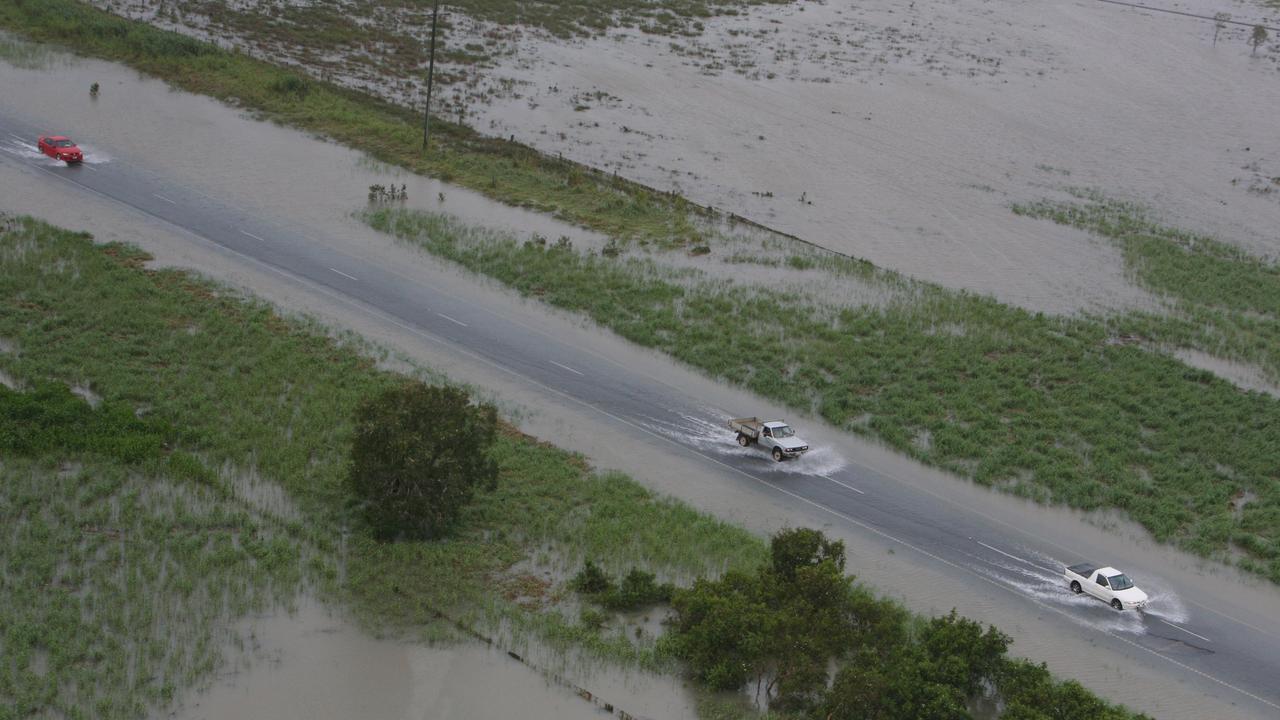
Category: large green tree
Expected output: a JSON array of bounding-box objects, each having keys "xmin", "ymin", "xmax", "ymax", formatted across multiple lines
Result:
[
  {"xmin": 665, "ymin": 528, "xmax": 864, "ymax": 708},
  {"xmin": 348, "ymin": 382, "xmax": 498, "ymax": 540}
]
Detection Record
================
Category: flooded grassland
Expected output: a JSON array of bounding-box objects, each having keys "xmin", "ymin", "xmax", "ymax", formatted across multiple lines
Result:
[
  {"xmin": 85, "ymin": 0, "xmax": 1280, "ymax": 316},
  {"xmin": 3, "ymin": 11, "xmax": 1280, "ymax": 720}
]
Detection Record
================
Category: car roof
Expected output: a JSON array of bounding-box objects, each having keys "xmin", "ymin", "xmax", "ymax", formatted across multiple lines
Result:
[
  {"xmin": 46, "ymin": 135, "xmax": 71, "ymax": 140},
  {"xmin": 1097, "ymin": 567, "xmax": 1121, "ymax": 576},
  {"xmin": 763, "ymin": 421, "xmax": 789, "ymax": 428}
]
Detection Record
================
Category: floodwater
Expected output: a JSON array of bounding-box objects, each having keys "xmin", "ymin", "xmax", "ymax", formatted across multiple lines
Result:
[
  {"xmin": 467, "ymin": 0, "xmax": 1280, "ymax": 315},
  {"xmin": 93, "ymin": 0, "xmax": 1280, "ymax": 316},
  {"xmin": 1173, "ymin": 346, "xmax": 1280, "ymax": 398},
  {"xmin": 4, "ymin": 34, "xmax": 1280, "ymax": 720},
  {"xmin": 162, "ymin": 597, "xmax": 661, "ymax": 720}
]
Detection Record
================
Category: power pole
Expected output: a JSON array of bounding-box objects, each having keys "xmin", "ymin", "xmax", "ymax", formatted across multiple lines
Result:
[{"xmin": 422, "ymin": 0, "xmax": 441, "ymax": 152}]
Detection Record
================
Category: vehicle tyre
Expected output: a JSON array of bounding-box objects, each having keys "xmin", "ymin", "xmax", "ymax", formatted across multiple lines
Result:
[
  {"xmin": 1111, "ymin": 599, "xmax": 1124, "ymax": 611},
  {"xmin": 737, "ymin": 434, "xmax": 750, "ymax": 447},
  {"xmin": 1070, "ymin": 581, "xmax": 1081, "ymax": 594},
  {"xmin": 772, "ymin": 447, "xmax": 784, "ymax": 462}
]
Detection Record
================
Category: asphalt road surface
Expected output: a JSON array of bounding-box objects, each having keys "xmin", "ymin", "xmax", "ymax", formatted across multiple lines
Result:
[{"xmin": 2, "ymin": 110, "xmax": 1277, "ymax": 718}]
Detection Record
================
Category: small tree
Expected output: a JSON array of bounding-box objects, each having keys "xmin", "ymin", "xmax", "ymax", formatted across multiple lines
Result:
[
  {"xmin": 769, "ymin": 526, "xmax": 846, "ymax": 581},
  {"xmin": 349, "ymin": 382, "xmax": 498, "ymax": 540},
  {"xmin": 1251, "ymin": 24, "xmax": 1269, "ymax": 56},
  {"xmin": 1213, "ymin": 13, "xmax": 1229, "ymax": 47}
]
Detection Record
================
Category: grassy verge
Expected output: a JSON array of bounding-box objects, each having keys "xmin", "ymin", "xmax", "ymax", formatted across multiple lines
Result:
[
  {"xmin": 363, "ymin": 206, "xmax": 1280, "ymax": 583},
  {"xmin": 0, "ymin": 0, "xmax": 713, "ymax": 243},
  {"xmin": 0, "ymin": 216, "xmax": 766, "ymax": 715}
]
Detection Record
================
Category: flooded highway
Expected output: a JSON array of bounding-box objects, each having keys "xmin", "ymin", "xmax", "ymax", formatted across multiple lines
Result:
[{"xmin": 3, "ymin": 35, "xmax": 1280, "ymax": 720}]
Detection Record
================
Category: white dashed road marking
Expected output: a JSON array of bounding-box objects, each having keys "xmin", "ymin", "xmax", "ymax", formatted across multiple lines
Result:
[
  {"xmin": 1158, "ymin": 619, "xmax": 1211, "ymax": 643},
  {"xmin": 239, "ymin": 229, "xmax": 266, "ymax": 242},
  {"xmin": 550, "ymin": 360, "xmax": 584, "ymax": 376},
  {"xmin": 822, "ymin": 475, "xmax": 865, "ymax": 494},
  {"xmin": 153, "ymin": 193, "xmax": 176, "ymax": 204},
  {"xmin": 328, "ymin": 267, "xmax": 357, "ymax": 282},
  {"xmin": 437, "ymin": 312, "xmax": 468, "ymax": 327}
]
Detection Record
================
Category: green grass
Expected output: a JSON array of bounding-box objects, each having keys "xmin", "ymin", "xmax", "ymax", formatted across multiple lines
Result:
[
  {"xmin": 0, "ymin": 216, "xmax": 765, "ymax": 715},
  {"xmin": 1013, "ymin": 191, "xmax": 1280, "ymax": 381},
  {"xmin": 0, "ymin": 0, "xmax": 715, "ymax": 245},
  {"xmin": 364, "ymin": 207, "xmax": 1280, "ymax": 584}
]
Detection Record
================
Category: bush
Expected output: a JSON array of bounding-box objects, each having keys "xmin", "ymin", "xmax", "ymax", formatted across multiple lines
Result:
[
  {"xmin": 348, "ymin": 382, "xmax": 498, "ymax": 540},
  {"xmin": 572, "ymin": 562, "xmax": 674, "ymax": 610},
  {"xmin": 571, "ymin": 559, "xmax": 612, "ymax": 594},
  {"xmin": 601, "ymin": 568, "xmax": 674, "ymax": 610}
]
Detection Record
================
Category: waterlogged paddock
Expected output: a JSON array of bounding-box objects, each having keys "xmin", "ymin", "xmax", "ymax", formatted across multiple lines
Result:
[
  {"xmin": 85, "ymin": 0, "xmax": 1280, "ymax": 316},
  {"xmin": 165, "ymin": 597, "xmax": 695, "ymax": 720}
]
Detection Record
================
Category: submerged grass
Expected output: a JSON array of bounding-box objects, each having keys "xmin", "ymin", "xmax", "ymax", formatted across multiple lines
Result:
[
  {"xmin": 0, "ymin": 217, "xmax": 765, "ymax": 715},
  {"xmin": 1013, "ymin": 191, "xmax": 1280, "ymax": 381},
  {"xmin": 188, "ymin": 0, "xmax": 789, "ymax": 46},
  {"xmin": 364, "ymin": 207, "xmax": 1280, "ymax": 584}
]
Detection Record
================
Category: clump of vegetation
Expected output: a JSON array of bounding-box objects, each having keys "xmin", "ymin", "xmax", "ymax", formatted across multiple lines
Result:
[
  {"xmin": 666, "ymin": 529, "xmax": 1147, "ymax": 718},
  {"xmin": 571, "ymin": 561, "xmax": 674, "ymax": 610},
  {"xmin": 349, "ymin": 382, "xmax": 498, "ymax": 540}
]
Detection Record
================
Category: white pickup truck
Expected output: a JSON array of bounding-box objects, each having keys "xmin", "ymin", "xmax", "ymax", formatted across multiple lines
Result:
[
  {"xmin": 1065, "ymin": 563, "xmax": 1149, "ymax": 611},
  {"xmin": 728, "ymin": 417, "xmax": 809, "ymax": 461}
]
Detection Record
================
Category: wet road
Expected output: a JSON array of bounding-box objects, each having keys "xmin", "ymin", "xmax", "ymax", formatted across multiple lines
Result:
[{"xmin": 2, "ymin": 110, "xmax": 1278, "ymax": 718}]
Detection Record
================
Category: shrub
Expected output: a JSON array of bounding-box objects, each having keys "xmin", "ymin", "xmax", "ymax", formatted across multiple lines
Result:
[
  {"xmin": 348, "ymin": 382, "xmax": 498, "ymax": 540},
  {"xmin": 571, "ymin": 559, "xmax": 612, "ymax": 594},
  {"xmin": 601, "ymin": 568, "xmax": 674, "ymax": 610}
]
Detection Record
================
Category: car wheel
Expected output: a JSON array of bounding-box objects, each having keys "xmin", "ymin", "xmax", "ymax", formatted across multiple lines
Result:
[
  {"xmin": 737, "ymin": 434, "xmax": 750, "ymax": 447},
  {"xmin": 1111, "ymin": 599, "xmax": 1124, "ymax": 611},
  {"xmin": 1070, "ymin": 581, "xmax": 1081, "ymax": 594},
  {"xmin": 772, "ymin": 447, "xmax": 784, "ymax": 462}
]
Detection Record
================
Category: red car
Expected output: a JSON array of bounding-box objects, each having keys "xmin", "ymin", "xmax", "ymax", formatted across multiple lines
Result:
[{"xmin": 38, "ymin": 135, "xmax": 84, "ymax": 164}]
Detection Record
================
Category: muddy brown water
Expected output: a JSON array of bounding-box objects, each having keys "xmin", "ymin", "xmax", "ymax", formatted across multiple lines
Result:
[
  {"xmin": 467, "ymin": 0, "xmax": 1280, "ymax": 317},
  {"xmin": 90, "ymin": 0, "xmax": 1280, "ymax": 317},
  {"xmin": 4, "ymin": 36, "xmax": 1280, "ymax": 720},
  {"xmin": 163, "ymin": 596, "xmax": 693, "ymax": 720}
]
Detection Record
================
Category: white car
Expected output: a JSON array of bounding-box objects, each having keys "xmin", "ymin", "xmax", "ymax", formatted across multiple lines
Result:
[{"xmin": 1065, "ymin": 563, "xmax": 1149, "ymax": 611}]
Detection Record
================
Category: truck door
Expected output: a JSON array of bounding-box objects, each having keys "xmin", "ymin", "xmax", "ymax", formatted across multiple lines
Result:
[{"xmin": 1093, "ymin": 574, "xmax": 1110, "ymax": 600}]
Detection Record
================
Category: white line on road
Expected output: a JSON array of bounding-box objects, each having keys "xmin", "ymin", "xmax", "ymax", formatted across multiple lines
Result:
[
  {"xmin": 550, "ymin": 360, "xmax": 584, "ymax": 376},
  {"xmin": 7, "ymin": 133, "xmax": 25, "ymax": 142},
  {"xmin": 1158, "ymin": 618, "xmax": 1212, "ymax": 643},
  {"xmin": 328, "ymin": 267, "xmax": 357, "ymax": 282},
  {"xmin": 239, "ymin": 229, "xmax": 266, "ymax": 242},
  {"xmin": 437, "ymin": 312, "xmax": 468, "ymax": 327},
  {"xmin": 973, "ymin": 539, "xmax": 1046, "ymax": 570},
  {"xmin": 153, "ymin": 193, "xmax": 176, "ymax": 204},
  {"xmin": 821, "ymin": 475, "xmax": 865, "ymax": 494}
]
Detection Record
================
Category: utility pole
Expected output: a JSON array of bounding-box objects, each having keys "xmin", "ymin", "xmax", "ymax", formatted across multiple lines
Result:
[{"xmin": 422, "ymin": 0, "xmax": 441, "ymax": 152}]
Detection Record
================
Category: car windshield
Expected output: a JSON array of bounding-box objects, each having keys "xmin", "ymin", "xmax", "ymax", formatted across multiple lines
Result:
[
  {"xmin": 1107, "ymin": 574, "xmax": 1134, "ymax": 591},
  {"xmin": 771, "ymin": 425, "xmax": 794, "ymax": 438},
  {"xmin": 53, "ymin": 139, "xmax": 75, "ymax": 147}
]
